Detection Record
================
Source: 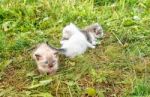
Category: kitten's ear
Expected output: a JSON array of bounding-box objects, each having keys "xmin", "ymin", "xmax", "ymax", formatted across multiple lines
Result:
[{"xmin": 35, "ymin": 54, "xmax": 42, "ymax": 60}]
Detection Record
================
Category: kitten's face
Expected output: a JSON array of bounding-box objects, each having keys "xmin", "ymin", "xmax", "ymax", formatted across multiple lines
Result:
[
  {"xmin": 92, "ymin": 26, "xmax": 103, "ymax": 38},
  {"xmin": 35, "ymin": 54, "xmax": 57, "ymax": 74},
  {"xmin": 83, "ymin": 23, "xmax": 103, "ymax": 39},
  {"xmin": 33, "ymin": 43, "xmax": 58, "ymax": 74}
]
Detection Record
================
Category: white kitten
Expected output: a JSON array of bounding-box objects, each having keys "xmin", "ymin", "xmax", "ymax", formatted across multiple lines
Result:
[
  {"xmin": 32, "ymin": 43, "xmax": 58, "ymax": 74},
  {"xmin": 60, "ymin": 23, "xmax": 95, "ymax": 58}
]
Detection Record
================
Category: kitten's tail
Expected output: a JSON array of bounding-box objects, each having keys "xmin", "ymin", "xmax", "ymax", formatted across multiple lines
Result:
[
  {"xmin": 45, "ymin": 41, "xmax": 66, "ymax": 53},
  {"xmin": 57, "ymin": 48, "xmax": 66, "ymax": 53}
]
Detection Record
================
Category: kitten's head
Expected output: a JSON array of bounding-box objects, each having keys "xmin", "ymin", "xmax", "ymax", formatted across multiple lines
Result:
[
  {"xmin": 33, "ymin": 43, "xmax": 58, "ymax": 74},
  {"xmin": 84, "ymin": 23, "xmax": 104, "ymax": 38},
  {"xmin": 62, "ymin": 23, "xmax": 79, "ymax": 40}
]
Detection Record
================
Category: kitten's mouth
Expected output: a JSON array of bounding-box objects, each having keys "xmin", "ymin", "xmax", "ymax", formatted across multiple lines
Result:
[
  {"xmin": 96, "ymin": 32, "xmax": 99, "ymax": 35},
  {"xmin": 47, "ymin": 67, "xmax": 56, "ymax": 74},
  {"xmin": 47, "ymin": 70, "xmax": 54, "ymax": 74},
  {"xmin": 96, "ymin": 33, "xmax": 101, "ymax": 37}
]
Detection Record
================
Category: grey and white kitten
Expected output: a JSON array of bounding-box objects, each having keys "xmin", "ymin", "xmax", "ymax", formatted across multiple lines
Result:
[
  {"xmin": 61, "ymin": 23, "xmax": 103, "ymax": 46},
  {"xmin": 81, "ymin": 23, "xmax": 103, "ymax": 45}
]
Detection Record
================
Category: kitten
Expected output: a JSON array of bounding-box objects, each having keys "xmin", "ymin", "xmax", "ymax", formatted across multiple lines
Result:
[
  {"xmin": 61, "ymin": 23, "xmax": 103, "ymax": 46},
  {"xmin": 32, "ymin": 42, "xmax": 58, "ymax": 74},
  {"xmin": 60, "ymin": 23, "xmax": 95, "ymax": 58},
  {"xmin": 81, "ymin": 23, "xmax": 103, "ymax": 45}
]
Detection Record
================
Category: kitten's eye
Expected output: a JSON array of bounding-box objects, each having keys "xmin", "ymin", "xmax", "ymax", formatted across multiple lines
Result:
[
  {"xmin": 52, "ymin": 61, "xmax": 56, "ymax": 64},
  {"xmin": 44, "ymin": 61, "xmax": 48, "ymax": 64},
  {"xmin": 93, "ymin": 28, "xmax": 97, "ymax": 32}
]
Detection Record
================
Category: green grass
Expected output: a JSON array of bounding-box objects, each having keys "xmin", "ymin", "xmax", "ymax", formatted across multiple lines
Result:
[{"xmin": 0, "ymin": 0, "xmax": 150, "ymax": 97}]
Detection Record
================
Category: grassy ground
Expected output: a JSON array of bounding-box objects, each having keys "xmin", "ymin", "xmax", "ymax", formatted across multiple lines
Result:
[{"xmin": 0, "ymin": 0, "xmax": 150, "ymax": 97}]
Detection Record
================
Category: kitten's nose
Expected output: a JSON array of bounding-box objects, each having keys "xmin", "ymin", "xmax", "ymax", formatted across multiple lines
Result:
[{"xmin": 48, "ymin": 64, "xmax": 53, "ymax": 68}]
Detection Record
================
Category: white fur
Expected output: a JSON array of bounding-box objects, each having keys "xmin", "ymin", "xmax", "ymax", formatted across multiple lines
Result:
[
  {"xmin": 61, "ymin": 23, "xmax": 95, "ymax": 58},
  {"xmin": 60, "ymin": 23, "xmax": 77, "ymax": 44}
]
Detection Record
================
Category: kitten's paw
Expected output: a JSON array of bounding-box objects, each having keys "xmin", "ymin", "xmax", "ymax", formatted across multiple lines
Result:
[
  {"xmin": 92, "ymin": 42, "xmax": 96, "ymax": 46},
  {"xmin": 91, "ymin": 46, "xmax": 95, "ymax": 48}
]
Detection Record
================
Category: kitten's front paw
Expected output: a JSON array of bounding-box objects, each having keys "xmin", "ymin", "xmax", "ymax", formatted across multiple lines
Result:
[
  {"xmin": 92, "ymin": 41, "xmax": 97, "ymax": 45},
  {"xmin": 92, "ymin": 42, "xmax": 96, "ymax": 46},
  {"xmin": 91, "ymin": 46, "xmax": 95, "ymax": 49}
]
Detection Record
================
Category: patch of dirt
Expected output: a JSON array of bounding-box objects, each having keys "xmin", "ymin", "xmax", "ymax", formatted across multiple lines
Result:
[{"xmin": 0, "ymin": 64, "xmax": 29, "ymax": 91}]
